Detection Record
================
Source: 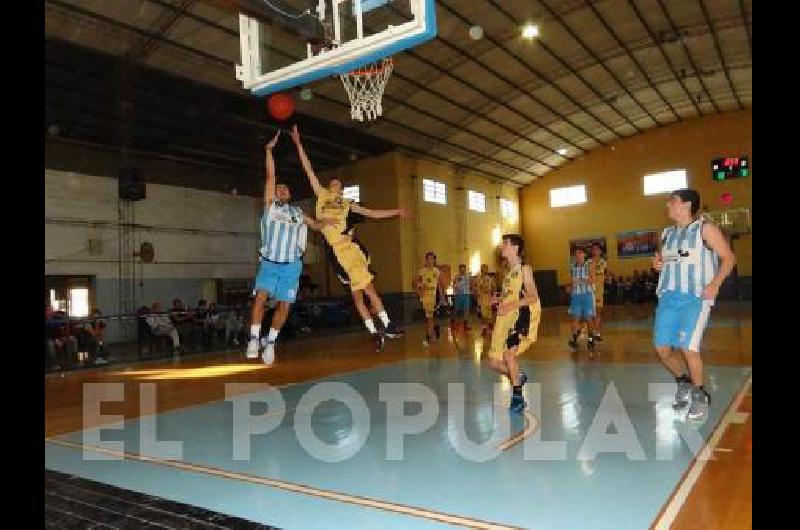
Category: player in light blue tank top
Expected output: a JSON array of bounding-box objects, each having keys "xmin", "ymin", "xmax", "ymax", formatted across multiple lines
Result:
[
  {"xmin": 246, "ymin": 131, "xmax": 326, "ymax": 365},
  {"xmin": 451, "ymin": 264, "xmax": 473, "ymax": 330},
  {"xmin": 568, "ymin": 246, "xmax": 598, "ymax": 357},
  {"xmin": 653, "ymin": 189, "xmax": 736, "ymax": 421}
]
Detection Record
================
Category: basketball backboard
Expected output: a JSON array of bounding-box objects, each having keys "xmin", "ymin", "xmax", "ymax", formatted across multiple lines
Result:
[{"xmin": 236, "ymin": 0, "xmax": 436, "ymax": 97}]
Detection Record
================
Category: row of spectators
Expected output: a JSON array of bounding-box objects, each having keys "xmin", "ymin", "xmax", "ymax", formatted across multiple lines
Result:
[{"xmin": 602, "ymin": 269, "xmax": 660, "ymax": 305}]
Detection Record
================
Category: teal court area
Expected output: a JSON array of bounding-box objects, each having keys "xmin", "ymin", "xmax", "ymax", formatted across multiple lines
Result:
[{"xmin": 46, "ymin": 357, "xmax": 751, "ymax": 530}]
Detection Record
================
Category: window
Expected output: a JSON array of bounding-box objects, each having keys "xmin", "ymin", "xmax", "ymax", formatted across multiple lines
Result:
[
  {"xmin": 549, "ymin": 184, "xmax": 587, "ymax": 208},
  {"xmin": 500, "ymin": 198, "xmax": 516, "ymax": 220},
  {"xmin": 643, "ymin": 169, "xmax": 688, "ymax": 196},
  {"xmin": 467, "ymin": 190, "xmax": 486, "ymax": 212},
  {"xmin": 423, "ymin": 179, "xmax": 447, "ymax": 205},
  {"xmin": 68, "ymin": 287, "xmax": 90, "ymax": 317},
  {"xmin": 470, "ymin": 251, "xmax": 481, "ymax": 275},
  {"xmin": 342, "ymin": 185, "xmax": 360, "ymax": 202}
]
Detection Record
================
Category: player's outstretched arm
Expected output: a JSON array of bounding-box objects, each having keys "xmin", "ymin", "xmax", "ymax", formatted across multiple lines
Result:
[
  {"xmin": 350, "ymin": 204, "xmax": 409, "ymax": 220},
  {"xmin": 263, "ymin": 130, "xmax": 280, "ymax": 205},
  {"xmin": 290, "ymin": 125, "xmax": 323, "ymax": 196}
]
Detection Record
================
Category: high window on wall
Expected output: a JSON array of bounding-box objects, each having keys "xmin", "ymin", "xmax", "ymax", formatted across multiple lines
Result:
[
  {"xmin": 643, "ymin": 169, "xmax": 688, "ymax": 196},
  {"xmin": 423, "ymin": 179, "xmax": 447, "ymax": 205},
  {"xmin": 467, "ymin": 190, "xmax": 486, "ymax": 212},
  {"xmin": 549, "ymin": 184, "xmax": 587, "ymax": 208},
  {"xmin": 343, "ymin": 185, "xmax": 360, "ymax": 202},
  {"xmin": 500, "ymin": 198, "xmax": 516, "ymax": 219}
]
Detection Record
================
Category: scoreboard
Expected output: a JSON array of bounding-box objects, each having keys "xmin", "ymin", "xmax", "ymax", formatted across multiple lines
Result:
[{"xmin": 712, "ymin": 156, "xmax": 749, "ymax": 181}]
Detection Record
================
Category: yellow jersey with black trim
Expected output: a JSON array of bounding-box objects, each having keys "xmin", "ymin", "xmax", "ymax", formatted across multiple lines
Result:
[
  {"xmin": 418, "ymin": 266, "xmax": 440, "ymax": 295},
  {"xmin": 316, "ymin": 188, "xmax": 353, "ymax": 241},
  {"xmin": 589, "ymin": 257, "xmax": 606, "ymax": 290},
  {"xmin": 476, "ymin": 274, "xmax": 494, "ymax": 299}
]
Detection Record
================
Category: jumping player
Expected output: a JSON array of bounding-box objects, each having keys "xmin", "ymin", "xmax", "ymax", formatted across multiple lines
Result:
[
  {"xmin": 247, "ymin": 131, "xmax": 328, "ymax": 364},
  {"xmin": 291, "ymin": 125, "xmax": 406, "ymax": 352}
]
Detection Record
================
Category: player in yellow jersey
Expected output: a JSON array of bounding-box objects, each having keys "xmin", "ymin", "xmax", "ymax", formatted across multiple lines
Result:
[
  {"xmin": 416, "ymin": 251, "xmax": 442, "ymax": 347},
  {"xmin": 488, "ymin": 234, "xmax": 542, "ymax": 414},
  {"xmin": 475, "ymin": 264, "xmax": 495, "ymax": 336},
  {"xmin": 291, "ymin": 125, "xmax": 406, "ymax": 352},
  {"xmin": 588, "ymin": 242, "xmax": 610, "ymax": 341}
]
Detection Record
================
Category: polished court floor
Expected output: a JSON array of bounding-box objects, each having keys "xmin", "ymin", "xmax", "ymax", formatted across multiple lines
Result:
[{"xmin": 45, "ymin": 303, "xmax": 752, "ymax": 529}]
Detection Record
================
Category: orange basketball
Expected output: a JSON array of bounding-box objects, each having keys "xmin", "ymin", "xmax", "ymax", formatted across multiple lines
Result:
[{"xmin": 268, "ymin": 93, "xmax": 295, "ymax": 121}]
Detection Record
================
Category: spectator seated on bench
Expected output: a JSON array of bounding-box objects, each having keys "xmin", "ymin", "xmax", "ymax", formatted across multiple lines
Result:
[
  {"xmin": 206, "ymin": 303, "xmax": 227, "ymax": 346},
  {"xmin": 145, "ymin": 302, "xmax": 181, "ymax": 354},
  {"xmin": 71, "ymin": 308, "xmax": 110, "ymax": 366},
  {"xmin": 45, "ymin": 309, "xmax": 77, "ymax": 371},
  {"xmin": 170, "ymin": 298, "xmax": 197, "ymax": 351},
  {"xmin": 225, "ymin": 305, "xmax": 245, "ymax": 346}
]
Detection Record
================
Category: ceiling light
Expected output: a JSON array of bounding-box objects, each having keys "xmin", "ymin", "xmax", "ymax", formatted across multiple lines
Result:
[
  {"xmin": 557, "ymin": 148, "xmax": 568, "ymax": 156},
  {"xmin": 522, "ymin": 24, "xmax": 539, "ymax": 39}
]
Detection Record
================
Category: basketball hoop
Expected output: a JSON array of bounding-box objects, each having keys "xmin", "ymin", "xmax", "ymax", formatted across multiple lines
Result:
[{"xmin": 340, "ymin": 57, "xmax": 394, "ymax": 121}]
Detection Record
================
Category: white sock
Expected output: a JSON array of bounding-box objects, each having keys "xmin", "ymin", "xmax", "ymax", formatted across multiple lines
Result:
[
  {"xmin": 364, "ymin": 319, "xmax": 377, "ymax": 334},
  {"xmin": 250, "ymin": 324, "xmax": 261, "ymax": 340},
  {"xmin": 267, "ymin": 328, "xmax": 279, "ymax": 342},
  {"xmin": 378, "ymin": 310, "xmax": 390, "ymax": 327}
]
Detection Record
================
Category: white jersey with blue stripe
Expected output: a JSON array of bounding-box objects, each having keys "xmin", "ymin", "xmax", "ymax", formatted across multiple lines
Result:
[
  {"xmin": 657, "ymin": 218, "xmax": 719, "ymax": 298},
  {"xmin": 571, "ymin": 261, "xmax": 594, "ymax": 295},
  {"xmin": 454, "ymin": 274, "xmax": 471, "ymax": 295},
  {"xmin": 259, "ymin": 200, "xmax": 307, "ymax": 264}
]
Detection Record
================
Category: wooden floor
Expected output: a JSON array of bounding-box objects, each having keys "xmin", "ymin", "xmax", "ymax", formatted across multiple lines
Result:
[{"xmin": 45, "ymin": 303, "xmax": 752, "ymax": 530}]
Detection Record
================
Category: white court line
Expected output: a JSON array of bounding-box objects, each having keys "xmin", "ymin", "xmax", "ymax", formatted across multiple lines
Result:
[{"xmin": 652, "ymin": 376, "xmax": 752, "ymax": 530}]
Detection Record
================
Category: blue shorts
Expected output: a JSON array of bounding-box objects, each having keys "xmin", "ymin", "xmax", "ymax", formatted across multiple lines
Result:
[
  {"xmin": 569, "ymin": 292, "xmax": 596, "ymax": 319},
  {"xmin": 654, "ymin": 291, "xmax": 713, "ymax": 352},
  {"xmin": 454, "ymin": 294, "xmax": 471, "ymax": 315},
  {"xmin": 254, "ymin": 259, "xmax": 302, "ymax": 303}
]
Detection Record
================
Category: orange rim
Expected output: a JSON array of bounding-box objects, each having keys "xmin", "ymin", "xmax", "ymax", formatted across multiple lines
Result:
[{"xmin": 349, "ymin": 58, "xmax": 393, "ymax": 76}]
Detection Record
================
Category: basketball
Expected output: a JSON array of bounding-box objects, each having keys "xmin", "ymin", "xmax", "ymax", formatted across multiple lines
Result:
[{"xmin": 268, "ymin": 93, "xmax": 295, "ymax": 121}]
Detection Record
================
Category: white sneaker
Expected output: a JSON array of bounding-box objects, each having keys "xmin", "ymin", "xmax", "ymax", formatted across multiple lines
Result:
[
  {"xmin": 246, "ymin": 338, "xmax": 260, "ymax": 359},
  {"xmin": 262, "ymin": 341, "xmax": 275, "ymax": 365}
]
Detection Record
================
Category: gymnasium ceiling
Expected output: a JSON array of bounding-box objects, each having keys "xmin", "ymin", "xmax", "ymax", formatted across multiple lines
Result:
[{"xmin": 45, "ymin": 0, "xmax": 752, "ymax": 188}]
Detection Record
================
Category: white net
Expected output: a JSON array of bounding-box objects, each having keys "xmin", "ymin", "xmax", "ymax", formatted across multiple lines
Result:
[{"xmin": 340, "ymin": 58, "xmax": 394, "ymax": 121}]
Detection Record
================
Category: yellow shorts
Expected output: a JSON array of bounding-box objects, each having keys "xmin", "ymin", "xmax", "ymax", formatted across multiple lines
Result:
[
  {"xmin": 421, "ymin": 293, "xmax": 436, "ymax": 318},
  {"xmin": 326, "ymin": 232, "xmax": 373, "ymax": 291},
  {"xmin": 478, "ymin": 297, "xmax": 493, "ymax": 320},
  {"xmin": 488, "ymin": 302, "xmax": 541, "ymax": 360},
  {"xmin": 594, "ymin": 287, "xmax": 604, "ymax": 308}
]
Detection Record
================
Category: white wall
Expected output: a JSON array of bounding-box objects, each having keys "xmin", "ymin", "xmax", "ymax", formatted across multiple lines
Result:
[{"xmin": 45, "ymin": 169, "xmax": 322, "ymax": 341}]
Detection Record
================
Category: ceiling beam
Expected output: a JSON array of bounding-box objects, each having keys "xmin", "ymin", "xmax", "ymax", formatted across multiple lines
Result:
[
  {"xmin": 471, "ymin": 0, "xmax": 638, "ymax": 134},
  {"xmin": 738, "ymin": 0, "xmax": 751, "ymax": 56},
  {"xmin": 654, "ymin": 0, "xmax": 721, "ymax": 113},
  {"xmin": 213, "ymin": 0, "xmax": 324, "ymax": 42},
  {"xmin": 152, "ymin": 0, "xmax": 568, "ymax": 167},
  {"xmin": 130, "ymin": 0, "xmax": 197, "ymax": 62},
  {"xmin": 438, "ymin": 0, "xmax": 616, "ymax": 142},
  {"xmin": 697, "ymin": 0, "xmax": 743, "ymax": 110},
  {"xmin": 585, "ymin": 1, "xmax": 681, "ymax": 122},
  {"xmin": 45, "ymin": 1, "xmax": 532, "ymax": 184},
  {"xmin": 626, "ymin": 0, "xmax": 703, "ymax": 116},
  {"xmin": 538, "ymin": 0, "xmax": 660, "ymax": 127}
]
